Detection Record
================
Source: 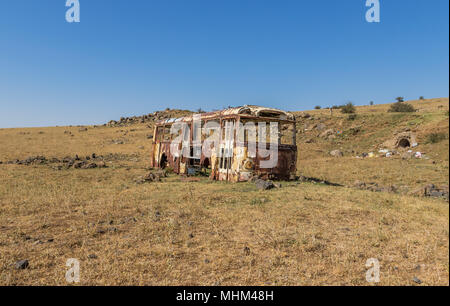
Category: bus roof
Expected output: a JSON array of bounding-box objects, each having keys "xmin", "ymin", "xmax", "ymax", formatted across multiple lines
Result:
[{"xmin": 155, "ymin": 105, "xmax": 295, "ymax": 125}]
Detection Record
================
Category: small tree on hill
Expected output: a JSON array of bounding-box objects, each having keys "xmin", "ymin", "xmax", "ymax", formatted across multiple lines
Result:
[
  {"xmin": 340, "ymin": 102, "xmax": 356, "ymax": 114},
  {"xmin": 370, "ymin": 101, "xmax": 374, "ymax": 106},
  {"xmin": 388, "ymin": 102, "xmax": 416, "ymax": 113},
  {"xmin": 395, "ymin": 97, "xmax": 405, "ymax": 102},
  {"xmin": 315, "ymin": 105, "xmax": 321, "ymax": 110}
]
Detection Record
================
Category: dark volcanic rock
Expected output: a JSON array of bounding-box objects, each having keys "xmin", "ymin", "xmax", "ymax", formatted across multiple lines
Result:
[
  {"xmin": 15, "ymin": 259, "xmax": 29, "ymax": 270},
  {"xmin": 72, "ymin": 161, "xmax": 86, "ymax": 169}
]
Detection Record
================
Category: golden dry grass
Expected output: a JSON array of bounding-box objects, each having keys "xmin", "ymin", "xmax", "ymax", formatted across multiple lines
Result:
[{"xmin": 0, "ymin": 98, "xmax": 448, "ymax": 286}]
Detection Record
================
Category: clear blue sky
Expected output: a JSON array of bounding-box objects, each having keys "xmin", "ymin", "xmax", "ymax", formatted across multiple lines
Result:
[{"xmin": 0, "ymin": 0, "xmax": 448, "ymax": 128}]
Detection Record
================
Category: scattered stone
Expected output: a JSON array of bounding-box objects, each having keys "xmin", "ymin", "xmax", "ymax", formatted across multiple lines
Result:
[
  {"xmin": 330, "ymin": 150, "xmax": 344, "ymax": 157},
  {"xmin": 121, "ymin": 216, "xmax": 137, "ymax": 224},
  {"xmin": 297, "ymin": 175, "xmax": 343, "ymax": 186},
  {"xmin": 353, "ymin": 180, "xmax": 366, "ymax": 189},
  {"xmin": 315, "ymin": 123, "xmax": 327, "ymax": 131},
  {"xmin": 88, "ymin": 254, "xmax": 97, "ymax": 259},
  {"xmin": 72, "ymin": 161, "xmax": 86, "ymax": 169},
  {"xmin": 254, "ymin": 179, "xmax": 275, "ymax": 190},
  {"xmin": 243, "ymin": 246, "xmax": 251, "ymax": 256},
  {"xmin": 415, "ymin": 264, "xmax": 425, "ymax": 271},
  {"xmin": 135, "ymin": 170, "xmax": 167, "ymax": 184},
  {"xmin": 62, "ymin": 156, "xmax": 73, "ymax": 163},
  {"xmin": 320, "ymin": 129, "xmax": 335, "ymax": 138},
  {"xmin": 15, "ymin": 259, "xmax": 29, "ymax": 270},
  {"xmin": 8, "ymin": 156, "xmax": 48, "ymax": 166},
  {"xmin": 412, "ymin": 277, "xmax": 422, "ymax": 284},
  {"xmin": 353, "ymin": 180, "xmax": 398, "ymax": 194}
]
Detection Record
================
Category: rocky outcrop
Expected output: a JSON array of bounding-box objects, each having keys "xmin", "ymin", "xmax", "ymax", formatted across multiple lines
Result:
[
  {"xmin": 409, "ymin": 184, "xmax": 449, "ymax": 200},
  {"xmin": 5, "ymin": 153, "xmax": 108, "ymax": 170},
  {"xmin": 106, "ymin": 109, "xmax": 194, "ymax": 127}
]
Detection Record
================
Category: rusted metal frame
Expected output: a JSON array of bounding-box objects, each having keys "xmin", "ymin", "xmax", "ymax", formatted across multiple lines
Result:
[{"xmin": 152, "ymin": 109, "xmax": 297, "ymax": 181}]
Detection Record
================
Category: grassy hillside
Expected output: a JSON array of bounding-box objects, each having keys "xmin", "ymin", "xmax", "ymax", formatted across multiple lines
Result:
[
  {"xmin": 294, "ymin": 98, "xmax": 449, "ymax": 189},
  {"xmin": 0, "ymin": 98, "xmax": 448, "ymax": 285}
]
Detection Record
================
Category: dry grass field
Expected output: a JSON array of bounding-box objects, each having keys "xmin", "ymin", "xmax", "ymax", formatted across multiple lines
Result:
[{"xmin": 0, "ymin": 98, "xmax": 448, "ymax": 286}]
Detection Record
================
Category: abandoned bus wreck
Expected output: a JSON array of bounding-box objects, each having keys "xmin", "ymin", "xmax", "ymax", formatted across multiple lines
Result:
[{"xmin": 150, "ymin": 105, "xmax": 297, "ymax": 182}]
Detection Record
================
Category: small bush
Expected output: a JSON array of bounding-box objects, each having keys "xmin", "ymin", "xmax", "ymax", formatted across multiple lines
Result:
[
  {"xmin": 388, "ymin": 102, "xmax": 416, "ymax": 113},
  {"xmin": 419, "ymin": 96, "xmax": 424, "ymax": 100},
  {"xmin": 395, "ymin": 97, "xmax": 405, "ymax": 102},
  {"xmin": 314, "ymin": 106, "xmax": 321, "ymax": 110},
  {"xmin": 340, "ymin": 102, "xmax": 356, "ymax": 114},
  {"xmin": 347, "ymin": 114, "xmax": 357, "ymax": 120},
  {"xmin": 425, "ymin": 133, "xmax": 447, "ymax": 144}
]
